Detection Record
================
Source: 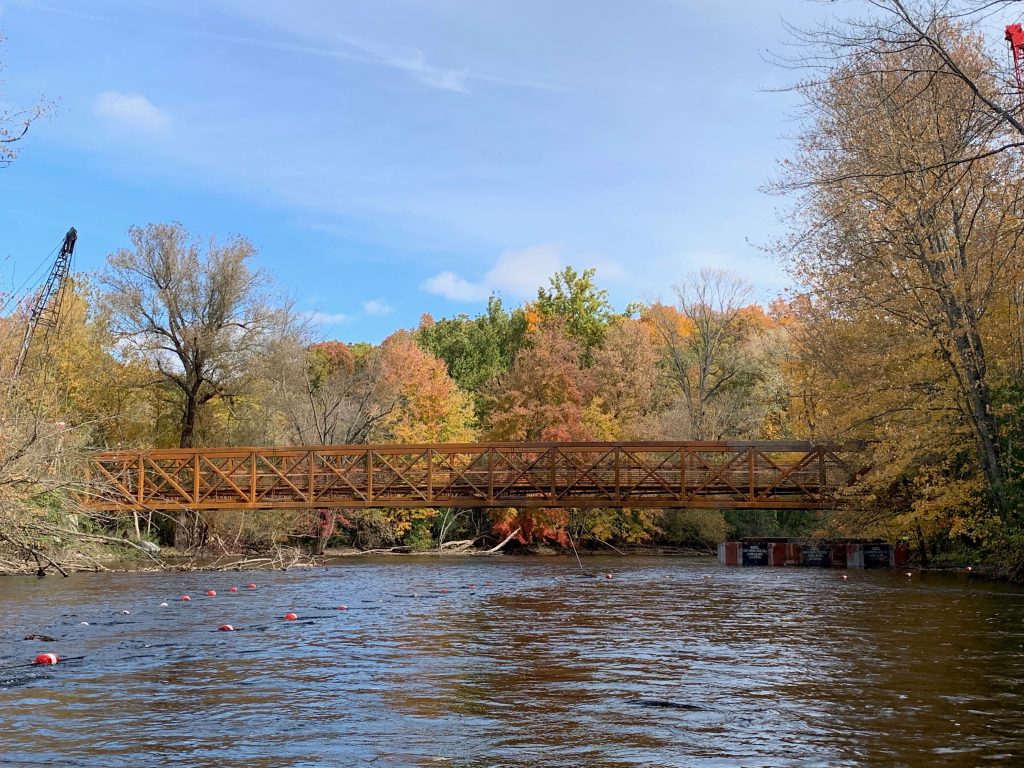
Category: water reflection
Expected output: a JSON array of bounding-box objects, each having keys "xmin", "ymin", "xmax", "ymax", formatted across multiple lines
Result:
[{"xmin": 1, "ymin": 558, "xmax": 1023, "ymax": 766}]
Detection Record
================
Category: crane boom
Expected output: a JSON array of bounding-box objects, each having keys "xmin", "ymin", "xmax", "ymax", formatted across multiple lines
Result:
[{"xmin": 12, "ymin": 227, "xmax": 77, "ymax": 379}]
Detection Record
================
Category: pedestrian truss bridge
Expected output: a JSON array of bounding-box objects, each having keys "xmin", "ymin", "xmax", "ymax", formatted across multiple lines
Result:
[{"xmin": 83, "ymin": 441, "xmax": 847, "ymax": 512}]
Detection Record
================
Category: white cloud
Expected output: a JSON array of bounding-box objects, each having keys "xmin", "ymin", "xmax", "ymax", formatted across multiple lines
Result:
[
  {"xmin": 362, "ymin": 299, "xmax": 393, "ymax": 316},
  {"xmin": 421, "ymin": 244, "xmax": 559, "ymax": 302},
  {"xmin": 485, "ymin": 245, "xmax": 561, "ymax": 298},
  {"xmin": 421, "ymin": 271, "xmax": 490, "ymax": 302},
  {"xmin": 421, "ymin": 244, "xmax": 629, "ymax": 304},
  {"xmin": 93, "ymin": 91, "xmax": 170, "ymax": 133},
  {"xmin": 302, "ymin": 310, "xmax": 350, "ymax": 325}
]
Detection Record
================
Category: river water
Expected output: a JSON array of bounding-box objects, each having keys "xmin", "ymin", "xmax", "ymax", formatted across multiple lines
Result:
[{"xmin": 1, "ymin": 556, "xmax": 1022, "ymax": 767}]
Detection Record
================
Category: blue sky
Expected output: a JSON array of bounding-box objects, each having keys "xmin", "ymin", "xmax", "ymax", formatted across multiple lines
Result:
[{"xmin": 1, "ymin": 0, "xmax": 839, "ymax": 342}]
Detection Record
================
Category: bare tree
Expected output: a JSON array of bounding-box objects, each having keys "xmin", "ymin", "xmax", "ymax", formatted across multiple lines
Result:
[
  {"xmin": 268, "ymin": 339, "xmax": 396, "ymax": 446},
  {"xmin": 1, "ymin": 34, "xmax": 52, "ymax": 167},
  {"xmin": 773, "ymin": 0, "xmax": 1024, "ymax": 181},
  {"xmin": 646, "ymin": 269, "xmax": 755, "ymax": 440},
  {"xmin": 99, "ymin": 223, "xmax": 295, "ymax": 448}
]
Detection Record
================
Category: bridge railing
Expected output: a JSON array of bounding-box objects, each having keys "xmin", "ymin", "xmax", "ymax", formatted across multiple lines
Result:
[{"xmin": 83, "ymin": 441, "xmax": 846, "ymax": 512}]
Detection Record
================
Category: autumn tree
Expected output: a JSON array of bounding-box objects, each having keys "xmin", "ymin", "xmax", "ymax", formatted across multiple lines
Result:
[
  {"xmin": 777, "ymin": 20, "xmax": 1024, "ymax": 540},
  {"xmin": 590, "ymin": 317, "xmax": 660, "ymax": 438},
  {"xmin": 779, "ymin": 1, "xmax": 1024, "ymax": 171},
  {"xmin": 99, "ymin": 223, "xmax": 296, "ymax": 449},
  {"xmin": 486, "ymin": 319, "xmax": 607, "ymax": 441},
  {"xmin": 646, "ymin": 270, "xmax": 764, "ymax": 440},
  {"xmin": 375, "ymin": 331, "xmax": 475, "ymax": 443}
]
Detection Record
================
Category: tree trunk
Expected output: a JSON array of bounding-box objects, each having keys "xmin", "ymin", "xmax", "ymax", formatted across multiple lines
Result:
[
  {"xmin": 314, "ymin": 509, "xmax": 334, "ymax": 555},
  {"xmin": 179, "ymin": 395, "xmax": 197, "ymax": 449}
]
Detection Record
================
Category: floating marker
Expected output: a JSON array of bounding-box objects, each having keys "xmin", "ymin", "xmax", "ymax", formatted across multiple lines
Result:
[
  {"xmin": 966, "ymin": 566, "xmax": 973, "ymax": 572},
  {"xmin": 79, "ymin": 622, "xmax": 90, "ymax": 626},
  {"xmin": 246, "ymin": 583, "xmax": 257, "ymax": 589},
  {"xmin": 180, "ymin": 595, "xmax": 191, "ymax": 602},
  {"xmin": 217, "ymin": 624, "xmax": 235, "ymax": 632},
  {"xmin": 841, "ymin": 575, "xmax": 849, "ymax": 580},
  {"xmin": 33, "ymin": 653, "xmax": 58, "ymax": 666},
  {"xmin": 284, "ymin": 612, "xmax": 298, "ymax": 621},
  {"xmin": 228, "ymin": 586, "xmax": 238, "ymax": 593},
  {"xmin": 159, "ymin": 602, "xmax": 169, "ymax": 607},
  {"xmin": 605, "ymin": 573, "xmax": 613, "ymax": 580},
  {"xmin": 439, "ymin": 588, "xmax": 449, "ymax": 594},
  {"xmin": 119, "ymin": 610, "xmax": 131, "ymax": 615},
  {"xmin": 905, "ymin": 572, "xmax": 913, "ymax": 578},
  {"xmin": 467, "ymin": 584, "xmax": 476, "ymax": 589},
  {"xmin": 335, "ymin": 605, "xmax": 348, "ymax": 611},
  {"xmin": 206, "ymin": 590, "xmax": 217, "ymax": 597}
]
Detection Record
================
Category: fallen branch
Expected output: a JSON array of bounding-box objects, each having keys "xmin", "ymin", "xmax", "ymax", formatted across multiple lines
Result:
[
  {"xmin": 481, "ymin": 528, "xmax": 520, "ymax": 555},
  {"xmin": 21, "ymin": 523, "xmax": 161, "ymax": 563},
  {"xmin": 439, "ymin": 538, "xmax": 475, "ymax": 550}
]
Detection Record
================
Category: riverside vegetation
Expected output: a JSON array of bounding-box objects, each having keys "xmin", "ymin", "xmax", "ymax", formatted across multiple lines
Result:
[{"xmin": 4, "ymin": 2, "xmax": 1024, "ymax": 577}]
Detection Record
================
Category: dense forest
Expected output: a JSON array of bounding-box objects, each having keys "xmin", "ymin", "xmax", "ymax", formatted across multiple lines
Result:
[{"xmin": 4, "ymin": 5, "xmax": 1024, "ymax": 575}]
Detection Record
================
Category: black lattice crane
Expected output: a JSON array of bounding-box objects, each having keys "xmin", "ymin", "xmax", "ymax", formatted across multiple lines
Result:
[{"xmin": 11, "ymin": 227, "xmax": 77, "ymax": 379}]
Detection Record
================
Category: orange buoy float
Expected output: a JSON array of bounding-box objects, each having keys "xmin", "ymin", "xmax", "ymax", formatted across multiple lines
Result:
[
  {"xmin": 246, "ymin": 583, "xmax": 257, "ymax": 589},
  {"xmin": 228, "ymin": 586, "xmax": 238, "ymax": 592},
  {"xmin": 206, "ymin": 590, "xmax": 217, "ymax": 597},
  {"xmin": 284, "ymin": 612, "xmax": 298, "ymax": 621},
  {"xmin": 439, "ymin": 588, "xmax": 449, "ymax": 593},
  {"xmin": 180, "ymin": 595, "xmax": 191, "ymax": 602},
  {"xmin": 217, "ymin": 624, "xmax": 235, "ymax": 632},
  {"xmin": 34, "ymin": 653, "xmax": 59, "ymax": 666},
  {"xmin": 335, "ymin": 605, "xmax": 348, "ymax": 611}
]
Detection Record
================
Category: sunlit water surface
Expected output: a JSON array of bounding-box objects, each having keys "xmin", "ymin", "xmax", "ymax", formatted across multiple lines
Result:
[{"xmin": 1, "ymin": 556, "xmax": 1023, "ymax": 767}]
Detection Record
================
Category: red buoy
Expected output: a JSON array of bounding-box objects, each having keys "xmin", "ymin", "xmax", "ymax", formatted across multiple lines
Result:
[
  {"xmin": 335, "ymin": 605, "xmax": 348, "ymax": 610},
  {"xmin": 284, "ymin": 612, "xmax": 298, "ymax": 621},
  {"xmin": 467, "ymin": 584, "xmax": 476, "ymax": 589},
  {"xmin": 206, "ymin": 590, "xmax": 217, "ymax": 597},
  {"xmin": 605, "ymin": 573, "xmax": 613, "ymax": 579},
  {"xmin": 228, "ymin": 586, "xmax": 238, "ymax": 592},
  {"xmin": 439, "ymin": 588, "xmax": 449, "ymax": 593},
  {"xmin": 217, "ymin": 624, "xmax": 235, "ymax": 632},
  {"xmin": 180, "ymin": 595, "xmax": 191, "ymax": 602},
  {"xmin": 34, "ymin": 653, "xmax": 58, "ymax": 666},
  {"xmin": 246, "ymin": 583, "xmax": 257, "ymax": 589}
]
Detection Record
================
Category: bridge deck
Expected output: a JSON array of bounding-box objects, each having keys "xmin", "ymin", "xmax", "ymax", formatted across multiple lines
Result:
[{"xmin": 84, "ymin": 441, "xmax": 844, "ymax": 512}]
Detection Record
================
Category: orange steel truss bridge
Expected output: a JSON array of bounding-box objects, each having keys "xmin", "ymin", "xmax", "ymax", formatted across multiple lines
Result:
[{"xmin": 84, "ymin": 441, "xmax": 846, "ymax": 512}]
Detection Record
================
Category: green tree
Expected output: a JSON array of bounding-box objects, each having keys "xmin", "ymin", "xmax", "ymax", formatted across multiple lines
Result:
[
  {"xmin": 416, "ymin": 295, "xmax": 526, "ymax": 419},
  {"xmin": 534, "ymin": 267, "xmax": 615, "ymax": 363}
]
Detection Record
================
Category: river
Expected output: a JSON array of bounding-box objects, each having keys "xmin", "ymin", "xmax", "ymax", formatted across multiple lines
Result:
[{"xmin": 1, "ymin": 556, "xmax": 1022, "ymax": 767}]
